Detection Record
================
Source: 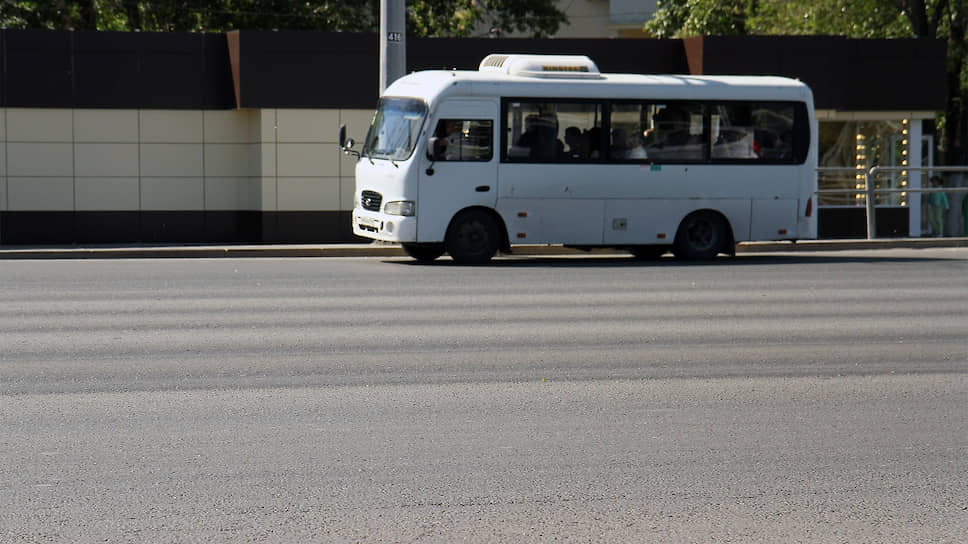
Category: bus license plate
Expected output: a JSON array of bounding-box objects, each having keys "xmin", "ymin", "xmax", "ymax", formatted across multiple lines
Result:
[{"xmin": 358, "ymin": 216, "xmax": 382, "ymax": 230}]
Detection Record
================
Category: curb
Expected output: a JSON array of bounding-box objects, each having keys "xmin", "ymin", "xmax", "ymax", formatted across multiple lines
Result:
[{"xmin": 1, "ymin": 238, "xmax": 966, "ymax": 259}]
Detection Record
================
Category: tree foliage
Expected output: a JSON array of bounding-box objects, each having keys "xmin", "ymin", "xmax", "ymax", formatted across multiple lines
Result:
[{"xmin": 0, "ymin": 0, "xmax": 566, "ymax": 37}]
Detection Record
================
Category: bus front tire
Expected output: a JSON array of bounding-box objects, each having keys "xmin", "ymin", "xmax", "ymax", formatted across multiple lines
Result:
[
  {"xmin": 402, "ymin": 243, "xmax": 445, "ymax": 262},
  {"xmin": 445, "ymin": 210, "xmax": 500, "ymax": 265},
  {"xmin": 673, "ymin": 211, "xmax": 728, "ymax": 260}
]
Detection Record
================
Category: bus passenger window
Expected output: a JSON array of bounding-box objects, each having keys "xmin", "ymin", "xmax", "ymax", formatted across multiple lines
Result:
[
  {"xmin": 613, "ymin": 102, "xmax": 705, "ymax": 162},
  {"xmin": 504, "ymin": 101, "xmax": 602, "ymax": 163},
  {"xmin": 432, "ymin": 119, "xmax": 493, "ymax": 161},
  {"xmin": 711, "ymin": 103, "xmax": 795, "ymax": 162}
]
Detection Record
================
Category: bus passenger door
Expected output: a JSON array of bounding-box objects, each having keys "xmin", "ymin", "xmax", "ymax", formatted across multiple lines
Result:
[{"xmin": 417, "ymin": 100, "xmax": 499, "ymax": 242}]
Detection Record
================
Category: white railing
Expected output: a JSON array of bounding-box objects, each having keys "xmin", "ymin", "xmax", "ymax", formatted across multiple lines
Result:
[{"xmin": 818, "ymin": 166, "xmax": 968, "ymax": 239}]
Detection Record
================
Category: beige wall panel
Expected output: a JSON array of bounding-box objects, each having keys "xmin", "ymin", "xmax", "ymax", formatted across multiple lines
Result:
[
  {"xmin": 260, "ymin": 176, "xmax": 278, "ymax": 211},
  {"xmin": 339, "ymin": 176, "xmax": 356, "ymax": 211},
  {"xmin": 339, "ymin": 149, "xmax": 360, "ymax": 179},
  {"xmin": 0, "ymin": 109, "xmax": 6, "ymax": 142},
  {"xmin": 75, "ymin": 177, "xmax": 139, "ymax": 210},
  {"xmin": 0, "ymin": 177, "xmax": 6, "ymax": 210},
  {"xmin": 259, "ymin": 109, "xmax": 277, "ymax": 143},
  {"xmin": 260, "ymin": 142, "xmax": 276, "ymax": 177},
  {"xmin": 204, "ymin": 110, "xmax": 256, "ymax": 143},
  {"xmin": 7, "ymin": 143, "xmax": 73, "ymax": 176},
  {"xmin": 140, "ymin": 110, "xmax": 203, "ymax": 143},
  {"xmin": 7, "ymin": 177, "xmax": 73, "ymax": 210},
  {"xmin": 75, "ymin": 143, "xmax": 139, "ymax": 177},
  {"xmin": 276, "ymin": 109, "xmax": 339, "ymax": 143},
  {"xmin": 6, "ymin": 109, "xmax": 72, "ymax": 142},
  {"xmin": 205, "ymin": 177, "xmax": 261, "ymax": 210},
  {"xmin": 277, "ymin": 143, "xmax": 338, "ymax": 177},
  {"xmin": 277, "ymin": 177, "xmax": 339, "ymax": 211},
  {"xmin": 204, "ymin": 143, "xmax": 259, "ymax": 177},
  {"xmin": 140, "ymin": 143, "xmax": 203, "ymax": 177},
  {"xmin": 339, "ymin": 109, "xmax": 375, "ymax": 138},
  {"xmin": 141, "ymin": 177, "xmax": 204, "ymax": 210},
  {"xmin": 74, "ymin": 110, "xmax": 138, "ymax": 142}
]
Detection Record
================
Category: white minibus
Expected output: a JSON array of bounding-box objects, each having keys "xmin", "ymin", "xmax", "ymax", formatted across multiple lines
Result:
[{"xmin": 341, "ymin": 54, "xmax": 818, "ymax": 263}]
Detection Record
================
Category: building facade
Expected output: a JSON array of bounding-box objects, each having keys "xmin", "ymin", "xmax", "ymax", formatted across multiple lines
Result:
[{"xmin": 0, "ymin": 30, "xmax": 947, "ymax": 245}]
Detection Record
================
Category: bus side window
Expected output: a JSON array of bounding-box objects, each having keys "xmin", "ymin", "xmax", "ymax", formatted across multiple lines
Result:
[
  {"xmin": 504, "ymin": 101, "xmax": 601, "ymax": 163},
  {"xmin": 711, "ymin": 103, "xmax": 795, "ymax": 162},
  {"xmin": 432, "ymin": 119, "xmax": 493, "ymax": 162}
]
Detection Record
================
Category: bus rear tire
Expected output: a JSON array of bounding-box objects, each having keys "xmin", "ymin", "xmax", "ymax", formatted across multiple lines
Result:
[
  {"xmin": 445, "ymin": 210, "xmax": 500, "ymax": 265},
  {"xmin": 402, "ymin": 243, "xmax": 445, "ymax": 262},
  {"xmin": 673, "ymin": 211, "xmax": 728, "ymax": 260}
]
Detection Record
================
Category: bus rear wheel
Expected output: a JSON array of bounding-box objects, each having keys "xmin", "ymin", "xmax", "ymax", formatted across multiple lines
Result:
[
  {"xmin": 445, "ymin": 210, "xmax": 500, "ymax": 265},
  {"xmin": 673, "ymin": 211, "xmax": 728, "ymax": 260},
  {"xmin": 402, "ymin": 243, "xmax": 445, "ymax": 262}
]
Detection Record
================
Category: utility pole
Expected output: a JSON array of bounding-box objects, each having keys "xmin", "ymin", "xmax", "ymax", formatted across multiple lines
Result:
[{"xmin": 380, "ymin": 0, "xmax": 406, "ymax": 95}]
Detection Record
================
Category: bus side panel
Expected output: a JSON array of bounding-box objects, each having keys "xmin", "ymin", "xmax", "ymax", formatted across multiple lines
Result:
[
  {"xmin": 602, "ymin": 199, "xmax": 751, "ymax": 245},
  {"xmin": 498, "ymin": 198, "xmax": 605, "ymax": 245},
  {"xmin": 497, "ymin": 163, "xmax": 606, "ymax": 244},
  {"xmin": 750, "ymin": 198, "xmax": 799, "ymax": 240}
]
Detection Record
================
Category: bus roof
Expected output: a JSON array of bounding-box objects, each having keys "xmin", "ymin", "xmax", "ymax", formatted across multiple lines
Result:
[{"xmin": 384, "ymin": 54, "xmax": 813, "ymax": 107}]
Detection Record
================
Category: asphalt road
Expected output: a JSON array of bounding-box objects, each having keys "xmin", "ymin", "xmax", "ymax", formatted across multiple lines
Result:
[{"xmin": 1, "ymin": 249, "xmax": 966, "ymax": 542}]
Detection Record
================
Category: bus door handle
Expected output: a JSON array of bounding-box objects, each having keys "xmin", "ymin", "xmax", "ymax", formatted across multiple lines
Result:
[{"xmin": 475, "ymin": 185, "xmax": 491, "ymax": 192}]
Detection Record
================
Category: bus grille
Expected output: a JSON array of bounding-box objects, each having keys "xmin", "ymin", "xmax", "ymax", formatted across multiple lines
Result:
[{"xmin": 361, "ymin": 191, "xmax": 382, "ymax": 211}]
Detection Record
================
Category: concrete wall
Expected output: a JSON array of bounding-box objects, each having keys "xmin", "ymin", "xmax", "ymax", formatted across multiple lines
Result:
[{"xmin": 0, "ymin": 107, "xmax": 371, "ymax": 244}]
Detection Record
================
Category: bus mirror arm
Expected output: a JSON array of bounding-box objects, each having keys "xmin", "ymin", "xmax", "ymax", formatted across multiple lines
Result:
[{"xmin": 339, "ymin": 124, "xmax": 361, "ymax": 158}]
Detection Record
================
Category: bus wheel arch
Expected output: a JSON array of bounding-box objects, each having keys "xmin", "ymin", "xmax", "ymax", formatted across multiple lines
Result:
[
  {"xmin": 444, "ymin": 207, "xmax": 508, "ymax": 265},
  {"xmin": 673, "ymin": 209, "xmax": 735, "ymax": 260}
]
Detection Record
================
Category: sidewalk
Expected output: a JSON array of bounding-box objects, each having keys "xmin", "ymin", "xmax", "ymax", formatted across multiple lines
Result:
[{"xmin": 1, "ymin": 238, "xmax": 967, "ymax": 259}]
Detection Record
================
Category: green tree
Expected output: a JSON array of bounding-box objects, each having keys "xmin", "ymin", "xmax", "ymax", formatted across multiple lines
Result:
[
  {"xmin": 0, "ymin": 0, "xmax": 566, "ymax": 37},
  {"xmin": 646, "ymin": 0, "xmax": 749, "ymax": 38}
]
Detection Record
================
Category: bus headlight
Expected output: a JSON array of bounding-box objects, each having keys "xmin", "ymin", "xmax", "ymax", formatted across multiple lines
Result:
[{"xmin": 384, "ymin": 200, "xmax": 415, "ymax": 216}]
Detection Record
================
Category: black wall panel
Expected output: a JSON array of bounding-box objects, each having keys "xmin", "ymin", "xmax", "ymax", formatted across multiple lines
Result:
[
  {"xmin": 696, "ymin": 36, "xmax": 945, "ymax": 112},
  {"xmin": 0, "ymin": 29, "xmax": 948, "ymax": 112},
  {"xmin": 0, "ymin": 29, "xmax": 235, "ymax": 109},
  {"xmin": 237, "ymin": 31, "xmax": 377, "ymax": 109},
  {"xmin": 4, "ymin": 30, "xmax": 73, "ymax": 107},
  {"xmin": 407, "ymin": 37, "xmax": 688, "ymax": 75},
  {"xmin": 73, "ymin": 31, "xmax": 142, "ymax": 108},
  {"xmin": 202, "ymin": 34, "xmax": 236, "ymax": 109},
  {"xmin": 137, "ymin": 32, "xmax": 205, "ymax": 109}
]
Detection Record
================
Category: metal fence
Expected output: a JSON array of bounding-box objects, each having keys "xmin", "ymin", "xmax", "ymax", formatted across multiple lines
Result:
[{"xmin": 818, "ymin": 165, "xmax": 968, "ymax": 239}]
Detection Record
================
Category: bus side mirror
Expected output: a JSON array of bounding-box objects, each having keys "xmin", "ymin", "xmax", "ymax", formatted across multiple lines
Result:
[
  {"xmin": 339, "ymin": 124, "xmax": 360, "ymax": 158},
  {"xmin": 427, "ymin": 137, "xmax": 444, "ymax": 160}
]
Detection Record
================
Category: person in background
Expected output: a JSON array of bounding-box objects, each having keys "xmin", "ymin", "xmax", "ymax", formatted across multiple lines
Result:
[
  {"xmin": 962, "ymin": 189, "xmax": 968, "ymax": 236},
  {"xmin": 439, "ymin": 119, "xmax": 462, "ymax": 160},
  {"xmin": 928, "ymin": 175, "xmax": 949, "ymax": 236}
]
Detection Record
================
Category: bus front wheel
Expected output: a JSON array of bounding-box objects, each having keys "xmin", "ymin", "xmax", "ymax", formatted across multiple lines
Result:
[
  {"xmin": 445, "ymin": 210, "xmax": 500, "ymax": 265},
  {"xmin": 673, "ymin": 211, "xmax": 728, "ymax": 260},
  {"xmin": 402, "ymin": 243, "xmax": 445, "ymax": 262}
]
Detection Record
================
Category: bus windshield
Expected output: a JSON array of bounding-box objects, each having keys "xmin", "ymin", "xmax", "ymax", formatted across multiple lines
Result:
[{"xmin": 363, "ymin": 97, "xmax": 428, "ymax": 161}]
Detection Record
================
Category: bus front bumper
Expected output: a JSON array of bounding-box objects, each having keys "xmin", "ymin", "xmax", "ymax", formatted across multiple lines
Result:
[{"xmin": 352, "ymin": 208, "xmax": 418, "ymax": 242}]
